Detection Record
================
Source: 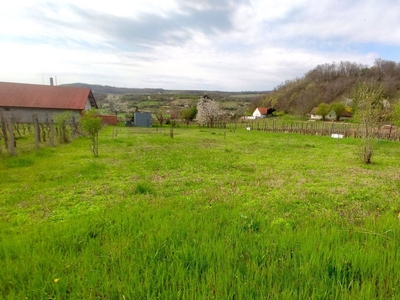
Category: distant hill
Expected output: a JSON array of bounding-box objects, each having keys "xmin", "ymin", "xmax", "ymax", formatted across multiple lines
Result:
[
  {"xmin": 60, "ymin": 83, "xmax": 270, "ymax": 115},
  {"xmin": 60, "ymin": 83, "xmax": 269, "ymax": 96},
  {"xmin": 269, "ymin": 58, "xmax": 400, "ymax": 116},
  {"xmin": 60, "ymin": 83, "xmax": 165, "ymax": 95}
]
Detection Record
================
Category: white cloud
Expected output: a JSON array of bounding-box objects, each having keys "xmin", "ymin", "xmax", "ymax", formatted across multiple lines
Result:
[{"xmin": 0, "ymin": 0, "xmax": 399, "ymax": 90}]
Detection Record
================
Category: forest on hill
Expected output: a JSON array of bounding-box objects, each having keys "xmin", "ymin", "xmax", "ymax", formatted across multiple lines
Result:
[{"xmin": 266, "ymin": 59, "xmax": 400, "ymax": 116}]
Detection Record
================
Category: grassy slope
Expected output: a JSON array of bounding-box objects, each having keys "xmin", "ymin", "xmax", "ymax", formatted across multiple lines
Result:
[{"xmin": 1, "ymin": 127, "xmax": 400, "ymax": 299}]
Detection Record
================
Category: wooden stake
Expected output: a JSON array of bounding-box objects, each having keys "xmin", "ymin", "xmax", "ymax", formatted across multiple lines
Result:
[
  {"xmin": 7, "ymin": 115, "xmax": 15, "ymax": 155},
  {"xmin": 33, "ymin": 114, "xmax": 40, "ymax": 149},
  {"xmin": 50, "ymin": 119, "xmax": 55, "ymax": 147}
]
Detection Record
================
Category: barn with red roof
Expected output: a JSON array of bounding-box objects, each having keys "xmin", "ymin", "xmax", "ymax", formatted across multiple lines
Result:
[{"xmin": 0, "ymin": 81, "xmax": 98, "ymax": 123}]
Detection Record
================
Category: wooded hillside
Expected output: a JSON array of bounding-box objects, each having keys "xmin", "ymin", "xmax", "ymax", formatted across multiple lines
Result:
[{"xmin": 270, "ymin": 59, "xmax": 400, "ymax": 116}]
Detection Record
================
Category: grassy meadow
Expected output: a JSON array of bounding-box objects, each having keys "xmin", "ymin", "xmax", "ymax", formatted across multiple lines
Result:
[{"xmin": 1, "ymin": 125, "xmax": 400, "ymax": 299}]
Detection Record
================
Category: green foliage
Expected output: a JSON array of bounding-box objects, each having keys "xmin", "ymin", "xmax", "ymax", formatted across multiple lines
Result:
[
  {"xmin": 315, "ymin": 103, "xmax": 331, "ymax": 120},
  {"xmin": 331, "ymin": 102, "xmax": 346, "ymax": 121},
  {"xmin": 261, "ymin": 94, "xmax": 278, "ymax": 108},
  {"xmin": 180, "ymin": 106, "xmax": 197, "ymax": 125},
  {"xmin": 3, "ymin": 157, "xmax": 34, "ymax": 168},
  {"xmin": 392, "ymin": 100, "xmax": 400, "ymax": 126},
  {"xmin": 80, "ymin": 109, "xmax": 103, "ymax": 157},
  {"xmin": 134, "ymin": 181, "xmax": 154, "ymax": 195}
]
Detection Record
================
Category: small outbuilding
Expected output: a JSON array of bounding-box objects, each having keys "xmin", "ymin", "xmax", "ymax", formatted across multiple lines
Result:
[
  {"xmin": 95, "ymin": 114, "xmax": 118, "ymax": 125},
  {"xmin": 134, "ymin": 112, "xmax": 152, "ymax": 127}
]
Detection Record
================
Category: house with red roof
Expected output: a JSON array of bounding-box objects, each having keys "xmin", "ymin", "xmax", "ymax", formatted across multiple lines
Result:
[
  {"xmin": 252, "ymin": 107, "xmax": 269, "ymax": 119},
  {"xmin": 0, "ymin": 81, "xmax": 98, "ymax": 123}
]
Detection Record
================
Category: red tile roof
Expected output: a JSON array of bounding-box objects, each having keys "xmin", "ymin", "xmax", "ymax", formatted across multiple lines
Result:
[
  {"xmin": 257, "ymin": 107, "xmax": 269, "ymax": 115},
  {"xmin": 0, "ymin": 82, "xmax": 97, "ymax": 110},
  {"xmin": 341, "ymin": 110, "xmax": 352, "ymax": 117}
]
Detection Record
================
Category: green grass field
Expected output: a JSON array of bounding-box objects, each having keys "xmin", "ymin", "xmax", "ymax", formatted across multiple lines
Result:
[{"xmin": 1, "ymin": 126, "xmax": 400, "ymax": 299}]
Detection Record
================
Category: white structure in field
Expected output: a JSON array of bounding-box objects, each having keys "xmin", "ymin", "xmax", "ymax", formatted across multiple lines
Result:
[{"xmin": 251, "ymin": 107, "xmax": 269, "ymax": 119}]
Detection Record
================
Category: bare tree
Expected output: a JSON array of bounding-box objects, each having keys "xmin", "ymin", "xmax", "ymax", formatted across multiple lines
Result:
[
  {"xmin": 352, "ymin": 82, "xmax": 386, "ymax": 164},
  {"xmin": 155, "ymin": 110, "xmax": 165, "ymax": 126},
  {"xmin": 197, "ymin": 96, "xmax": 224, "ymax": 127},
  {"xmin": 290, "ymin": 82, "xmax": 319, "ymax": 118}
]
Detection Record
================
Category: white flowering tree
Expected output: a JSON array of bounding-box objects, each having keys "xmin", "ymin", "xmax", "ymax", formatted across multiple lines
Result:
[
  {"xmin": 196, "ymin": 96, "xmax": 224, "ymax": 127},
  {"xmin": 102, "ymin": 95, "xmax": 128, "ymax": 115}
]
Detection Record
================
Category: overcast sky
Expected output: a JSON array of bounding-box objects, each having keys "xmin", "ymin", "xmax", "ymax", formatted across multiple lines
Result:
[{"xmin": 1, "ymin": 0, "xmax": 399, "ymax": 91}]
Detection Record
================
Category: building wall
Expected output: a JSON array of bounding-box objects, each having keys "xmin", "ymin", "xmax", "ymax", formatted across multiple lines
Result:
[
  {"xmin": 85, "ymin": 99, "xmax": 92, "ymax": 111},
  {"xmin": 96, "ymin": 114, "xmax": 118, "ymax": 125},
  {"xmin": 134, "ymin": 112, "xmax": 152, "ymax": 127},
  {"xmin": 252, "ymin": 109, "xmax": 265, "ymax": 118},
  {"xmin": 1, "ymin": 107, "xmax": 81, "ymax": 123},
  {"xmin": 1, "ymin": 97, "xmax": 95, "ymax": 123},
  {"xmin": 253, "ymin": 109, "xmax": 261, "ymax": 117},
  {"xmin": 310, "ymin": 114, "xmax": 322, "ymax": 120}
]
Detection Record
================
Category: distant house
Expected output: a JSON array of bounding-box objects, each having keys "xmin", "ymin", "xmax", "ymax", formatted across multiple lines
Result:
[
  {"xmin": 310, "ymin": 108, "xmax": 322, "ymax": 120},
  {"xmin": 252, "ymin": 107, "xmax": 269, "ymax": 119},
  {"xmin": 0, "ymin": 81, "xmax": 98, "ymax": 123},
  {"xmin": 310, "ymin": 107, "xmax": 352, "ymax": 121}
]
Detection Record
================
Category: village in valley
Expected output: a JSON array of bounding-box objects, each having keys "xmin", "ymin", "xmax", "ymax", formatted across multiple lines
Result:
[{"xmin": 1, "ymin": 59, "xmax": 399, "ymax": 157}]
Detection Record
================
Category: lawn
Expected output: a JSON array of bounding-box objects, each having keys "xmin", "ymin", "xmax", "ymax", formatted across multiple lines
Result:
[{"xmin": 1, "ymin": 126, "xmax": 400, "ymax": 299}]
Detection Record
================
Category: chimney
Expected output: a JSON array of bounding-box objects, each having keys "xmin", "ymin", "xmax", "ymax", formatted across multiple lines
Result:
[{"xmin": 50, "ymin": 77, "xmax": 54, "ymax": 86}]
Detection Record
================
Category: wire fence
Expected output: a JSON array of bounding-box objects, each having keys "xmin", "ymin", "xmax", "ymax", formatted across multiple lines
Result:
[
  {"xmin": 1, "ymin": 113, "xmax": 398, "ymax": 156},
  {"xmin": 168, "ymin": 118, "xmax": 398, "ymax": 140}
]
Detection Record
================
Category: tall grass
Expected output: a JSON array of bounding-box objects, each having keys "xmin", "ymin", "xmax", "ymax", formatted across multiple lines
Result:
[{"xmin": 1, "ymin": 126, "xmax": 400, "ymax": 298}]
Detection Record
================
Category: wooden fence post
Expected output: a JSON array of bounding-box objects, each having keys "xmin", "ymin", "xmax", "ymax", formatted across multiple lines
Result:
[
  {"xmin": 0, "ymin": 110, "xmax": 8, "ymax": 150},
  {"xmin": 7, "ymin": 114, "xmax": 15, "ymax": 155},
  {"xmin": 33, "ymin": 114, "xmax": 40, "ymax": 149},
  {"xmin": 50, "ymin": 119, "xmax": 55, "ymax": 146}
]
